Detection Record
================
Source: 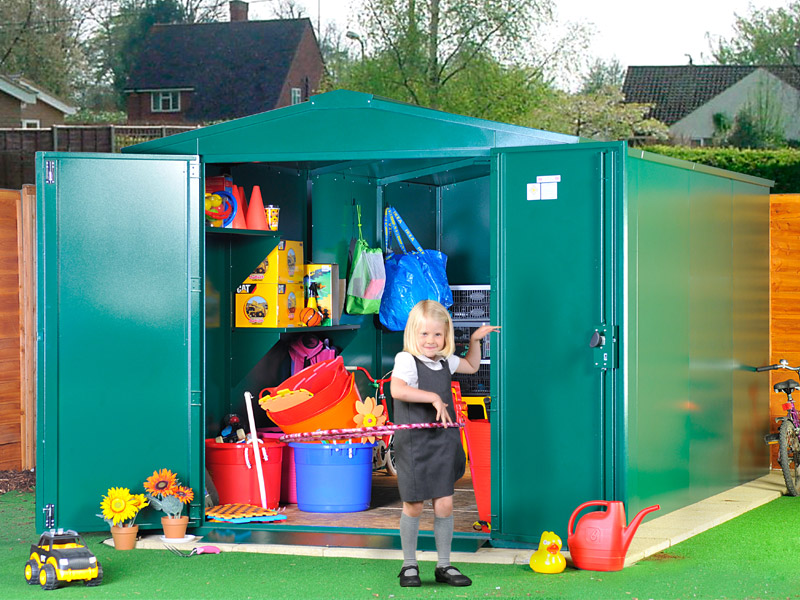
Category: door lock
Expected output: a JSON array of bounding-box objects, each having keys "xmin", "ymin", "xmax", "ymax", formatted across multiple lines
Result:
[
  {"xmin": 589, "ymin": 331, "xmax": 605, "ymax": 348},
  {"xmin": 590, "ymin": 326, "xmax": 618, "ymax": 370}
]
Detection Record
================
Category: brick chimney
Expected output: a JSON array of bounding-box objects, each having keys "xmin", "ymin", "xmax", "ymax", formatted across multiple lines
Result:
[{"xmin": 229, "ymin": 0, "xmax": 248, "ymax": 22}]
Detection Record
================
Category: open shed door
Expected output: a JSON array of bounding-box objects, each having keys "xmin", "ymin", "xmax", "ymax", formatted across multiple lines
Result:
[
  {"xmin": 491, "ymin": 142, "xmax": 621, "ymax": 545},
  {"xmin": 35, "ymin": 152, "xmax": 202, "ymax": 531}
]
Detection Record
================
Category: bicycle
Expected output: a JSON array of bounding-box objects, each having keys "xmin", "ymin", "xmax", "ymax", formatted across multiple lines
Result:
[
  {"xmin": 347, "ymin": 366, "xmax": 397, "ymax": 476},
  {"xmin": 757, "ymin": 359, "xmax": 800, "ymax": 495}
]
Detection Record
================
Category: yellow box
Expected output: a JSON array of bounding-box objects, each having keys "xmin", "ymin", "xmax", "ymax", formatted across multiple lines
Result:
[
  {"xmin": 235, "ymin": 283, "xmax": 304, "ymax": 328},
  {"xmin": 243, "ymin": 240, "xmax": 304, "ymax": 284},
  {"xmin": 304, "ymin": 263, "xmax": 340, "ymax": 326}
]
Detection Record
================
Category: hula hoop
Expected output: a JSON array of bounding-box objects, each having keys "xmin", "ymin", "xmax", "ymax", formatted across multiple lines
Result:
[{"xmin": 278, "ymin": 422, "xmax": 463, "ymax": 443}]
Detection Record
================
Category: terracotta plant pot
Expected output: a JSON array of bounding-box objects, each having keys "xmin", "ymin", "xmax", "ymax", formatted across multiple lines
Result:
[
  {"xmin": 110, "ymin": 525, "xmax": 139, "ymax": 550},
  {"xmin": 161, "ymin": 515, "xmax": 189, "ymax": 539}
]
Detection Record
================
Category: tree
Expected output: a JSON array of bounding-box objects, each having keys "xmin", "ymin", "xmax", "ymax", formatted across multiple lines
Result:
[
  {"xmin": 0, "ymin": 0, "xmax": 82, "ymax": 99},
  {"xmin": 336, "ymin": 0, "xmax": 589, "ymax": 121},
  {"xmin": 526, "ymin": 86, "xmax": 668, "ymax": 142},
  {"xmin": 726, "ymin": 82, "xmax": 788, "ymax": 149},
  {"xmin": 710, "ymin": 1, "xmax": 800, "ymax": 66},
  {"xmin": 580, "ymin": 58, "xmax": 625, "ymax": 94}
]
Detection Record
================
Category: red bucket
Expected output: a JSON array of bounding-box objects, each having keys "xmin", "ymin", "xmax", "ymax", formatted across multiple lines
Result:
[
  {"xmin": 258, "ymin": 428, "xmax": 297, "ymax": 504},
  {"xmin": 205, "ymin": 439, "xmax": 283, "ymax": 509},
  {"xmin": 464, "ymin": 419, "xmax": 490, "ymax": 526}
]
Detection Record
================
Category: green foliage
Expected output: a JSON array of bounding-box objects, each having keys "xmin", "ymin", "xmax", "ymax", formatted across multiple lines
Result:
[
  {"xmin": 524, "ymin": 86, "xmax": 668, "ymax": 142},
  {"xmin": 580, "ymin": 58, "xmax": 625, "ymax": 94},
  {"xmin": 65, "ymin": 109, "xmax": 128, "ymax": 124},
  {"xmin": 0, "ymin": 0, "xmax": 81, "ymax": 99},
  {"xmin": 711, "ymin": 1, "xmax": 800, "ymax": 65},
  {"xmin": 329, "ymin": 0, "xmax": 589, "ymax": 123},
  {"xmin": 644, "ymin": 145, "xmax": 800, "ymax": 193}
]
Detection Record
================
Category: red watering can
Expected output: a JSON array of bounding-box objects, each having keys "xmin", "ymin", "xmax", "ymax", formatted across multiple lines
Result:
[{"xmin": 567, "ymin": 500, "xmax": 660, "ymax": 571}]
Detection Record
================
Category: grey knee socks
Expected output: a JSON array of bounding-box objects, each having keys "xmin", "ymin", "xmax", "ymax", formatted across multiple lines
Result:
[
  {"xmin": 434, "ymin": 514, "xmax": 454, "ymax": 568},
  {"xmin": 400, "ymin": 513, "xmax": 420, "ymax": 568}
]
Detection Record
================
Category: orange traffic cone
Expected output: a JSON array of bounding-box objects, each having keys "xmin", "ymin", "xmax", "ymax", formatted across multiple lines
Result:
[
  {"xmin": 230, "ymin": 186, "xmax": 247, "ymax": 229},
  {"xmin": 237, "ymin": 185, "xmax": 248, "ymax": 216},
  {"xmin": 245, "ymin": 185, "xmax": 269, "ymax": 230}
]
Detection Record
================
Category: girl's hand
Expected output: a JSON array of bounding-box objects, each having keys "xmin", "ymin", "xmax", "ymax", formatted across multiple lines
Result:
[
  {"xmin": 470, "ymin": 324, "xmax": 500, "ymax": 345},
  {"xmin": 432, "ymin": 395, "xmax": 453, "ymax": 424}
]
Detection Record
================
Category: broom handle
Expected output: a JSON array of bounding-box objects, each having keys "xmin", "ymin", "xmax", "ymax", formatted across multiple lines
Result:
[{"xmin": 244, "ymin": 392, "xmax": 268, "ymax": 509}]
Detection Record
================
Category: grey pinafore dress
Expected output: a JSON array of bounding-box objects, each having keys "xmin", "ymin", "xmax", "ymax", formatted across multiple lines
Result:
[{"xmin": 393, "ymin": 357, "xmax": 466, "ymax": 502}]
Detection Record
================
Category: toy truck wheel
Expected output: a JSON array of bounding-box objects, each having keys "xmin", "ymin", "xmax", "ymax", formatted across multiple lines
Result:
[
  {"xmin": 85, "ymin": 564, "xmax": 103, "ymax": 586},
  {"xmin": 24, "ymin": 559, "xmax": 39, "ymax": 584},
  {"xmin": 40, "ymin": 563, "xmax": 59, "ymax": 590}
]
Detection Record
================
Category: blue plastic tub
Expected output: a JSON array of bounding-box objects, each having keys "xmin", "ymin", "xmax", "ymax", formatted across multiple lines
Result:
[{"xmin": 290, "ymin": 442, "xmax": 375, "ymax": 512}]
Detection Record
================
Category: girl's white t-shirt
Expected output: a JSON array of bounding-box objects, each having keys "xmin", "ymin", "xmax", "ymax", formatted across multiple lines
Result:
[{"xmin": 392, "ymin": 352, "xmax": 461, "ymax": 388}]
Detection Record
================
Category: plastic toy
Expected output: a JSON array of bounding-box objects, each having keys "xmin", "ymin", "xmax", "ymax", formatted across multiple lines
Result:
[
  {"xmin": 25, "ymin": 529, "xmax": 102, "ymax": 590},
  {"xmin": 567, "ymin": 500, "xmax": 660, "ymax": 571},
  {"xmin": 204, "ymin": 190, "xmax": 237, "ymax": 227},
  {"xmin": 529, "ymin": 531, "xmax": 566, "ymax": 573},
  {"xmin": 215, "ymin": 413, "xmax": 246, "ymax": 443},
  {"xmin": 299, "ymin": 306, "xmax": 322, "ymax": 327}
]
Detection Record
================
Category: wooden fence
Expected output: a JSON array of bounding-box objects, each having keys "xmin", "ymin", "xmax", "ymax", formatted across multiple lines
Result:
[
  {"xmin": 0, "ymin": 125, "xmax": 197, "ymax": 190},
  {"xmin": 0, "ymin": 185, "xmax": 34, "ymax": 470}
]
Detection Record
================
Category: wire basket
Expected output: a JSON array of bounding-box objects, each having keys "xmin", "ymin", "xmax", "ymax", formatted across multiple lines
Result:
[
  {"xmin": 452, "ymin": 362, "xmax": 491, "ymax": 395},
  {"xmin": 454, "ymin": 325, "xmax": 491, "ymax": 360},
  {"xmin": 449, "ymin": 285, "xmax": 491, "ymax": 321}
]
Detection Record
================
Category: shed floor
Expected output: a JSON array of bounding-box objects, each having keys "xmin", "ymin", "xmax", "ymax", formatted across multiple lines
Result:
[{"xmin": 276, "ymin": 471, "xmax": 480, "ymax": 532}]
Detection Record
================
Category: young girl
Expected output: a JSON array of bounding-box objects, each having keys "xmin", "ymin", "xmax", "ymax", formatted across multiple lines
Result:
[{"xmin": 390, "ymin": 300, "xmax": 499, "ymax": 588}]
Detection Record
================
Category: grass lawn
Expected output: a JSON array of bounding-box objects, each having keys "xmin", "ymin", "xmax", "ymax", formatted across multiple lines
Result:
[{"xmin": 2, "ymin": 490, "xmax": 796, "ymax": 599}]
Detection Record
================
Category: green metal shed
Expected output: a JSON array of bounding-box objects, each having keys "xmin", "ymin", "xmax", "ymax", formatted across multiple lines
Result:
[{"xmin": 35, "ymin": 90, "xmax": 771, "ymax": 549}]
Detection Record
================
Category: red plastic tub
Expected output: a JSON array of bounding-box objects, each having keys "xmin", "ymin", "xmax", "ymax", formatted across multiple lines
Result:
[
  {"xmin": 205, "ymin": 438, "xmax": 284, "ymax": 509},
  {"xmin": 464, "ymin": 419, "xmax": 490, "ymax": 527},
  {"xmin": 258, "ymin": 427, "xmax": 297, "ymax": 504}
]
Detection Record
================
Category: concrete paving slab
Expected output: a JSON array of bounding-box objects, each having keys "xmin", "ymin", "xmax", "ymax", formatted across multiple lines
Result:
[{"xmin": 113, "ymin": 471, "xmax": 786, "ymax": 569}]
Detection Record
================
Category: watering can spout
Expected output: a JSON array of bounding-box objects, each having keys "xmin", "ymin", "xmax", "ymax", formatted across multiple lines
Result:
[{"xmin": 621, "ymin": 504, "xmax": 660, "ymax": 553}]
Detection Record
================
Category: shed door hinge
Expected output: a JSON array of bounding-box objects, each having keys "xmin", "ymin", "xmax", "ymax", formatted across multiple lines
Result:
[
  {"xmin": 43, "ymin": 503, "xmax": 55, "ymax": 528},
  {"xmin": 190, "ymin": 277, "xmax": 202, "ymax": 293},
  {"xmin": 189, "ymin": 161, "xmax": 200, "ymax": 179},
  {"xmin": 191, "ymin": 391, "xmax": 202, "ymax": 407}
]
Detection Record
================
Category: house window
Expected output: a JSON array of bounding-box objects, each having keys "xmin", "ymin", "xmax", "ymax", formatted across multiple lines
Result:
[
  {"xmin": 21, "ymin": 119, "xmax": 40, "ymax": 128},
  {"xmin": 291, "ymin": 87, "xmax": 302, "ymax": 105},
  {"xmin": 151, "ymin": 91, "xmax": 180, "ymax": 112}
]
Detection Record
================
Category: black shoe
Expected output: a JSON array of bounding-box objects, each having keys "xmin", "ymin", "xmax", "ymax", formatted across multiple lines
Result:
[
  {"xmin": 435, "ymin": 566, "xmax": 472, "ymax": 587},
  {"xmin": 398, "ymin": 565, "xmax": 421, "ymax": 587}
]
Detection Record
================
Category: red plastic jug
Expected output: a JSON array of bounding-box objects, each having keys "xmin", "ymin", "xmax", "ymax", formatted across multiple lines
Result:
[{"xmin": 567, "ymin": 500, "xmax": 660, "ymax": 571}]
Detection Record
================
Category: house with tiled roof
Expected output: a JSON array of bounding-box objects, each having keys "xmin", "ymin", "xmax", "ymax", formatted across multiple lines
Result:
[
  {"xmin": 0, "ymin": 74, "xmax": 76, "ymax": 128},
  {"xmin": 623, "ymin": 65, "xmax": 800, "ymax": 145},
  {"xmin": 124, "ymin": 1, "xmax": 323, "ymax": 124}
]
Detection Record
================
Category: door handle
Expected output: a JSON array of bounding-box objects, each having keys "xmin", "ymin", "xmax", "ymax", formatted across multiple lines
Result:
[{"xmin": 589, "ymin": 331, "xmax": 605, "ymax": 348}]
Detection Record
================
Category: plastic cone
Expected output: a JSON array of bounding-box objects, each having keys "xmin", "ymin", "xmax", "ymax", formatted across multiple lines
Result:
[
  {"xmin": 238, "ymin": 185, "xmax": 248, "ymax": 216},
  {"xmin": 245, "ymin": 185, "xmax": 269, "ymax": 231},
  {"xmin": 230, "ymin": 186, "xmax": 247, "ymax": 229}
]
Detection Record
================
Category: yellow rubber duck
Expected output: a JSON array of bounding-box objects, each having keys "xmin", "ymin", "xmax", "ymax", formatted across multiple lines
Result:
[{"xmin": 529, "ymin": 531, "xmax": 566, "ymax": 574}]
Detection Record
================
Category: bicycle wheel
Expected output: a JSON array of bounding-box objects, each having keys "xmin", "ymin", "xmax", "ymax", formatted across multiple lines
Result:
[{"xmin": 779, "ymin": 418, "xmax": 800, "ymax": 496}]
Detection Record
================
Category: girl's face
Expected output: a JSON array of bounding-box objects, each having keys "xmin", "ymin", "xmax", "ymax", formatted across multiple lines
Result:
[{"xmin": 417, "ymin": 317, "xmax": 446, "ymax": 359}]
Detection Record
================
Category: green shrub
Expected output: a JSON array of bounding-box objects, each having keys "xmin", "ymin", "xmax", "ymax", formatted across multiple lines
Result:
[{"xmin": 642, "ymin": 145, "xmax": 800, "ymax": 194}]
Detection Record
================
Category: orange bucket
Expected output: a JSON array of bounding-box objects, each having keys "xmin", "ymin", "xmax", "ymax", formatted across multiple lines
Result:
[
  {"xmin": 260, "ymin": 357, "xmax": 350, "ymax": 423},
  {"xmin": 271, "ymin": 375, "xmax": 361, "ymax": 434}
]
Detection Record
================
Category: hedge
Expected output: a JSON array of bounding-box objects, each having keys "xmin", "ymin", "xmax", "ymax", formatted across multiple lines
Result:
[{"xmin": 641, "ymin": 145, "xmax": 800, "ymax": 194}]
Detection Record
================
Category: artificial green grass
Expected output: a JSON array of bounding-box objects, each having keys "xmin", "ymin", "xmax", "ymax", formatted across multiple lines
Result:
[{"xmin": 1, "ymin": 490, "xmax": 796, "ymax": 599}]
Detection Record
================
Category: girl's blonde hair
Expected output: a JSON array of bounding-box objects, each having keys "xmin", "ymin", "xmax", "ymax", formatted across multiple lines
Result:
[{"xmin": 403, "ymin": 300, "xmax": 455, "ymax": 358}]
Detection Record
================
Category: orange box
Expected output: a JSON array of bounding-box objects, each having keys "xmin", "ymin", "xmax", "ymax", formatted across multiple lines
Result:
[{"xmin": 235, "ymin": 282, "xmax": 304, "ymax": 328}]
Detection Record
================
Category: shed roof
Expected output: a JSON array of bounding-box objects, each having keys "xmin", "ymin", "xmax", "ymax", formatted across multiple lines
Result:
[
  {"xmin": 124, "ymin": 18, "xmax": 315, "ymax": 121},
  {"xmin": 623, "ymin": 65, "xmax": 800, "ymax": 125},
  {"xmin": 123, "ymin": 89, "xmax": 580, "ymax": 165}
]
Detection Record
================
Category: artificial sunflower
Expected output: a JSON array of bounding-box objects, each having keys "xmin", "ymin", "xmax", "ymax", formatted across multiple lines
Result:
[
  {"xmin": 353, "ymin": 396, "xmax": 387, "ymax": 443},
  {"xmin": 100, "ymin": 487, "xmax": 137, "ymax": 526},
  {"xmin": 144, "ymin": 468, "xmax": 177, "ymax": 497},
  {"xmin": 172, "ymin": 486, "xmax": 194, "ymax": 504}
]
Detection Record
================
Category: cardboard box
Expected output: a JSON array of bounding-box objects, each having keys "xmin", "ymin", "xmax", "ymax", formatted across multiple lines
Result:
[
  {"xmin": 235, "ymin": 282, "xmax": 304, "ymax": 328},
  {"xmin": 243, "ymin": 240, "xmax": 304, "ymax": 284},
  {"xmin": 303, "ymin": 264, "xmax": 340, "ymax": 326}
]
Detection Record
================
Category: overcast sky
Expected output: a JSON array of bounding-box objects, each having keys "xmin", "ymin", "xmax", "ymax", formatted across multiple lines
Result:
[{"xmin": 248, "ymin": 0, "xmax": 790, "ymax": 69}]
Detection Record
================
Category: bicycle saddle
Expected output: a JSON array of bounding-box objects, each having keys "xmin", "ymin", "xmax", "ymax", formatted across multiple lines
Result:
[{"xmin": 774, "ymin": 379, "xmax": 800, "ymax": 392}]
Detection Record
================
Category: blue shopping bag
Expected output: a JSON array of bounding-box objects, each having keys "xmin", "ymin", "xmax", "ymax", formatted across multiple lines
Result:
[{"xmin": 379, "ymin": 207, "xmax": 453, "ymax": 331}]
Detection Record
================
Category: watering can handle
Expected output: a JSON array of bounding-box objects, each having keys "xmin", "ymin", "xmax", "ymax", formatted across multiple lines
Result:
[{"xmin": 567, "ymin": 500, "xmax": 612, "ymax": 537}]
